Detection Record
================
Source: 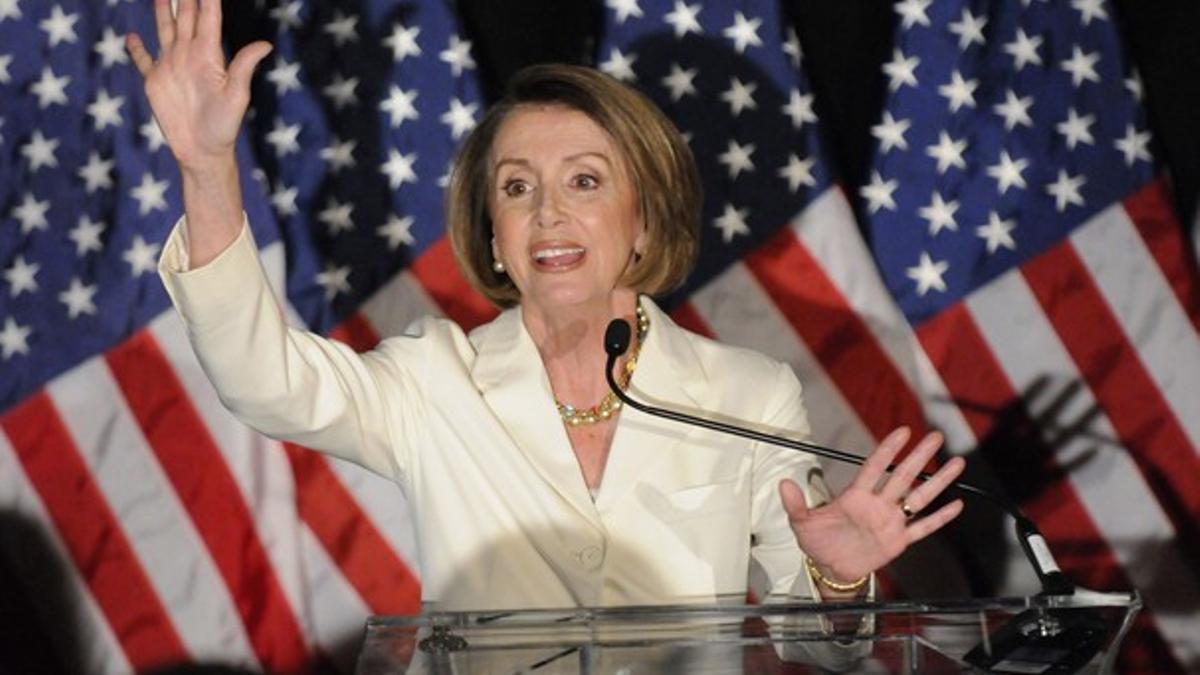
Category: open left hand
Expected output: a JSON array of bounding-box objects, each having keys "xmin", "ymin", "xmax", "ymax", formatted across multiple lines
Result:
[{"xmin": 778, "ymin": 427, "xmax": 966, "ymax": 589}]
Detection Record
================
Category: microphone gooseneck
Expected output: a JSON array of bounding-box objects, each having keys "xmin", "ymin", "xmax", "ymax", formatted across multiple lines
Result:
[{"xmin": 602, "ymin": 318, "xmax": 1073, "ymax": 596}]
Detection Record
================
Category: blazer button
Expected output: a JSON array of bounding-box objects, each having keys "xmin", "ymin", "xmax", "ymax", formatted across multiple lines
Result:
[{"xmin": 575, "ymin": 545, "xmax": 604, "ymax": 571}]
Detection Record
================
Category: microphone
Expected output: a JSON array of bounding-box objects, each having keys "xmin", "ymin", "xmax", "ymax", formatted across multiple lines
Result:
[{"xmin": 603, "ymin": 318, "xmax": 1073, "ymax": 597}]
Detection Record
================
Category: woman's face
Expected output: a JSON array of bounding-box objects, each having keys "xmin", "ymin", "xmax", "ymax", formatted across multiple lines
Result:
[{"xmin": 487, "ymin": 105, "xmax": 646, "ymax": 311}]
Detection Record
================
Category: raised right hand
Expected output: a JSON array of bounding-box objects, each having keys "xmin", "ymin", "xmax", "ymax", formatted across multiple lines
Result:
[{"xmin": 127, "ymin": 0, "xmax": 272, "ymax": 171}]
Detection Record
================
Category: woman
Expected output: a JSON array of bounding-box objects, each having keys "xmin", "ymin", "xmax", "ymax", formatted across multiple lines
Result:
[{"xmin": 128, "ymin": 0, "xmax": 965, "ymax": 612}]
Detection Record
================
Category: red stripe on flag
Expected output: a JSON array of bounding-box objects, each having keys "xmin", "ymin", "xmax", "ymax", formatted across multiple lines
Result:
[
  {"xmin": 411, "ymin": 239, "xmax": 498, "ymax": 330},
  {"xmin": 743, "ymin": 229, "xmax": 928, "ymax": 441},
  {"xmin": 916, "ymin": 304, "xmax": 1012, "ymax": 440},
  {"xmin": 916, "ymin": 303, "xmax": 1184, "ymax": 675},
  {"xmin": 669, "ymin": 301, "xmax": 716, "ymax": 338},
  {"xmin": 105, "ymin": 332, "xmax": 311, "ymax": 673},
  {"xmin": 283, "ymin": 444, "xmax": 422, "ymax": 615},
  {"xmin": 1, "ymin": 393, "xmax": 187, "ymax": 671},
  {"xmin": 1121, "ymin": 178, "xmax": 1200, "ymax": 335},
  {"xmin": 330, "ymin": 311, "xmax": 382, "ymax": 351},
  {"xmin": 1023, "ymin": 244, "xmax": 1200, "ymax": 568}
]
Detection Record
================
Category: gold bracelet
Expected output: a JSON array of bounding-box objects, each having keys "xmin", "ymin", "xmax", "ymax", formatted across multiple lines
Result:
[{"xmin": 804, "ymin": 556, "xmax": 870, "ymax": 593}]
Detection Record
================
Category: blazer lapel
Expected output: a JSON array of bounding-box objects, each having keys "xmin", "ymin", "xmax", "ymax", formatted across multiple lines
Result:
[
  {"xmin": 595, "ymin": 298, "xmax": 711, "ymax": 512},
  {"xmin": 470, "ymin": 306, "xmax": 600, "ymax": 525}
]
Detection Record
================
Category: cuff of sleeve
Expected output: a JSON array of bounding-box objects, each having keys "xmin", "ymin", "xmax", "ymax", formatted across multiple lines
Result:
[{"xmin": 157, "ymin": 213, "xmax": 264, "ymax": 328}]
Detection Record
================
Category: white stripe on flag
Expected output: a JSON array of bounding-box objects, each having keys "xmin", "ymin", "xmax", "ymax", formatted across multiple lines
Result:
[
  {"xmin": 0, "ymin": 431, "xmax": 132, "ymax": 675},
  {"xmin": 47, "ymin": 360, "xmax": 258, "ymax": 667},
  {"xmin": 968, "ymin": 268, "xmax": 1200, "ymax": 666},
  {"xmin": 1071, "ymin": 201, "xmax": 1200, "ymax": 449},
  {"xmin": 149, "ymin": 310, "xmax": 313, "ymax": 636},
  {"xmin": 690, "ymin": 262, "xmax": 876, "ymax": 492},
  {"xmin": 360, "ymin": 269, "xmax": 445, "ymax": 338},
  {"xmin": 295, "ymin": 517, "xmax": 373, "ymax": 670},
  {"xmin": 790, "ymin": 188, "xmax": 976, "ymax": 454}
]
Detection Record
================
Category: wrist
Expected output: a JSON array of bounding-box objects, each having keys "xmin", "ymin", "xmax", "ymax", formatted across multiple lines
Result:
[
  {"xmin": 179, "ymin": 153, "xmax": 239, "ymax": 182},
  {"xmin": 805, "ymin": 556, "xmax": 870, "ymax": 597}
]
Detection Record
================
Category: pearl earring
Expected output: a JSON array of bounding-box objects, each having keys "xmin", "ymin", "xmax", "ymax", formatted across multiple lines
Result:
[{"xmin": 492, "ymin": 260, "xmax": 506, "ymax": 273}]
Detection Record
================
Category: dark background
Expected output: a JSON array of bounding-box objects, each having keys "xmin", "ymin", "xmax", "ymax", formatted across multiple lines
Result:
[{"xmin": 454, "ymin": 0, "xmax": 1200, "ymax": 232}]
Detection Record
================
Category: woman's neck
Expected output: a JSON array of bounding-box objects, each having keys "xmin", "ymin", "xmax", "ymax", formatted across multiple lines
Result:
[{"xmin": 523, "ymin": 289, "xmax": 641, "ymax": 408}]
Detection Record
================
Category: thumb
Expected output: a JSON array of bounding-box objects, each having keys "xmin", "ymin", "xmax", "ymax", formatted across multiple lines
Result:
[
  {"xmin": 228, "ymin": 40, "xmax": 273, "ymax": 94},
  {"xmin": 778, "ymin": 479, "xmax": 810, "ymax": 522}
]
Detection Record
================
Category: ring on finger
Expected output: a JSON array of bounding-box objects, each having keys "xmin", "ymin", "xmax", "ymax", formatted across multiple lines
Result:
[{"xmin": 900, "ymin": 501, "xmax": 917, "ymax": 519}]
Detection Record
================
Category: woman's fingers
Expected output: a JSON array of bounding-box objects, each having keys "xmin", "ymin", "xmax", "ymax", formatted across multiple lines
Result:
[
  {"xmin": 227, "ymin": 41, "xmax": 273, "ymax": 95},
  {"xmin": 902, "ymin": 455, "xmax": 965, "ymax": 513},
  {"xmin": 849, "ymin": 426, "xmax": 911, "ymax": 492},
  {"xmin": 153, "ymin": 0, "xmax": 175, "ymax": 51},
  {"xmin": 880, "ymin": 431, "xmax": 944, "ymax": 502},
  {"xmin": 127, "ymin": 33, "xmax": 155, "ymax": 76},
  {"xmin": 778, "ymin": 479, "xmax": 810, "ymax": 524},
  {"xmin": 196, "ymin": 0, "xmax": 222, "ymax": 42},
  {"xmin": 175, "ymin": 0, "xmax": 198, "ymax": 44},
  {"xmin": 905, "ymin": 499, "xmax": 963, "ymax": 543}
]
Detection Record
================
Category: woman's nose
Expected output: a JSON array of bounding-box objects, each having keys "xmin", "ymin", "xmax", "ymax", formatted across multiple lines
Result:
[{"xmin": 534, "ymin": 187, "xmax": 566, "ymax": 228}]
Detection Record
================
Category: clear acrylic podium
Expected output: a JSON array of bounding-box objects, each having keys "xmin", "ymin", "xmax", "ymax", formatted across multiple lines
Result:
[{"xmin": 356, "ymin": 590, "xmax": 1140, "ymax": 674}]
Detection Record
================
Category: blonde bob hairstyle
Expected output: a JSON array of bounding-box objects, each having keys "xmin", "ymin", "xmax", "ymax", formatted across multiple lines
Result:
[{"xmin": 446, "ymin": 63, "xmax": 702, "ymax": 308}]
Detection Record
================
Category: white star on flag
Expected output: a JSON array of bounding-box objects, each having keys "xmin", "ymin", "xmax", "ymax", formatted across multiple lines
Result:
[
  {"xmin": 883, "ymin": 48, "xmax": 920, "ymax": 92},
  {"xmin": 266, "ymin": 58, "xmax": 303, "ymax": 95},
  {"xmin": 713, "ymin": 203, "xmax": 751, "ymax": 243},
  {"xmin": 926, "ymin": 131, "xmax": 967, "ymax": 174},
  {"xmin": 1114, "ymin": 124, "xmax": 1152, "ymax": 166},
  {"xmin": 68, "ymin": 216, "xmax": 105, "ymax": 256},
  {"xmin": 906, "ymin": 252, "xmax": 949, "ymax": 296},
  {"xmin": 722, "ymin": 12, "xmax": 763, "ymax": 54},
  {"xmin": 947, "ymin": 8, "xmax": 987, "ymax": 49},
  {"xmin": 778, "ymin": 154, "xmax": 816, "ymax": 192},
  {"xmin": 21, "ymin": 130, "xmax": 59, "ymax": 172},
  {"xmin": 0, "ymin": 318, "xmax": 32, "ymax": 360},
  {"xmin": 663, "ymin": 1, "xmax": 701, "ymax": 38},
  {"xmin": 30, "ymin": 67, "xmax": 71, "ymax": 109},
  {"xmin": 13, "ymin": 192, "xmax": 51, "ymax": 233},
  {"xmin": 720, "ymin": 78, "xmax": 758, "ymax": 116},
  {"xmin": 661, "ymin": 63, "xmax": 698, "ymax": 101},
  {"xmin": 976, "ymin": 211, "xmax": 1017, "ymax": 253},
  {"xmin": 315, "ymin": 265, "xmax": 352, "ymax": 300},
  {"xmin": 39, "ymin": 5, "xmax": 79, "ymax": 47},
  {"xmin": 384, "ymin": 23, "xmax": 421, "ymax": 62},
  {"xmin": 4, "ymin": 255, "xmax": 39, "ymax": 297},
  {"xmin": 320, "ymin": 138, "xmax": 357, "ymax": 173},
  {"xmin": 894, "ymin": 0, "xmax": 932, "ymax": 30},
  {"xmin": 440, "ymin": 98, "xmax": 478, "ymax": 140},
  {"xmin": 381, "ymin": 86, "xmax": 420, "ymax": 127},
  {"xmin": 860, "ymin": 171, "xmax": 899, "ymax": 213},
  {"xmin": 381, "ymin": 149, "xmax": 418, "ymax": 189},
  {"xmin": 871, "ymin": 111, "xmax": 911, "ymax": 153},
  {"xmin": 607, "ymin": 0, "xmax": 644, "ymax": 24},
  {"xmin": 77, "ymin": 151, "xmax": 115, "ymax": 193},
  {"xmin": 1056, "ymin": 108, "xmax": 1096, "ymax": 150},
  {"xmin": 918, "ymin": 191, "xmax": 960, "ymax": 235},
  {"xmin": 986, "ymin": 150, "xmax": 1029, "ymax": 194},
  {"xmin": 122, "ymin": 235, "xmax": 161, "ymax": 276},
  {"xmin": 87, "ymin": 89, "xmax": 125, "ymax": 131},
  {"xmin": 782, "ymin": 89, "xmax": 816, "ymax": 129},
  {"xmin": 323, "ymin": 12, "xmax": 359, "ymax": 46},
  {"xmin": 318, "ymin": 198, "xmax": 355, "ymax": 235},
  {"xmin": 1061, "ymin": 46, "xmax": 1101, "ymax": 87},
  {"xmin": 993, "ymin": 89, "xmax": 1034, "ymax": 130},
  {"xmin": 938, "ymin": 71, "xmax": 978, "ymax": 112},
  {"xmin": 439, "ymin": 35, "xmax": 475, "ymax": 77},
  {"xmin": 130, "ymin": 173, "xmax": 169, "ymax": 215},
  {"xmin": 600, "ymin": 47, "xmax": 638, "ymax": 82},
  {"xmin": 717, "ymin": 139, "xmax": 755, "ymax": 179},
  {"xmin": 1004, "ymin": 29, "xmax": 1043, "ymax": 71},
  {"xmin": 1045, "ymin": 169, "xmax": 1087, "ymax": 211},
  {"xmin": 58, "ymin": 278, "xmax": 99, "ymax": 319},
  {"xmin": 378, "ymin": 215, "xmax": 416, "ymax": 250}
]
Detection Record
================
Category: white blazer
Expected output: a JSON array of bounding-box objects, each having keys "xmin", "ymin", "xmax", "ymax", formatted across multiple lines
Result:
[{"xmin": 160, "ymin": 220, "xmax": 834, "ymax": 611}]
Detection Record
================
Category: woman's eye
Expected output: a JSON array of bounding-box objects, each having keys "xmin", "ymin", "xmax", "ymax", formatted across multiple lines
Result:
[
  {"xmin": 502, "ymin": 180, "xmax": 530, "ymax": 197},
  {"xmin": 573, "ymin": 174, "xmax": 599, "ymax": 189}
]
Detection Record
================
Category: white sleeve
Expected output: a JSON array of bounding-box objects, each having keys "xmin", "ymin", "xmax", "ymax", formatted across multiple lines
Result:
[{"xmin": 157, "ymin": 215, "xmax": 424, "ymax": 484}]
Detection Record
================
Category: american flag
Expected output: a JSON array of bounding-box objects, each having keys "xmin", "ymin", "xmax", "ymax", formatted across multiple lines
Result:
[
  {"xmin": 1, "ymin": 0, "xmax": 476, "ymax": 671},
  {"xmin": 599, "ymin": 0, "xmax": 1199, "ymax": 673},
  {"xmin": 2, "ymin": 1, "xmax": 1198, "ymax": 675}
]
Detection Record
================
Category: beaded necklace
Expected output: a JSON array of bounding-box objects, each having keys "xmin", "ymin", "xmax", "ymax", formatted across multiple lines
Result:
[{"xmin": 555, "ymin": 305, "xmax": 649, "ymax": 426}]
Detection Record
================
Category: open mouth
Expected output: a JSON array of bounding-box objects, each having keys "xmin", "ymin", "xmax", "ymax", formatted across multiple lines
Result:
[{"xmin": 531, "ymin": 244, "xmax": 586, "ymax": 270}]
